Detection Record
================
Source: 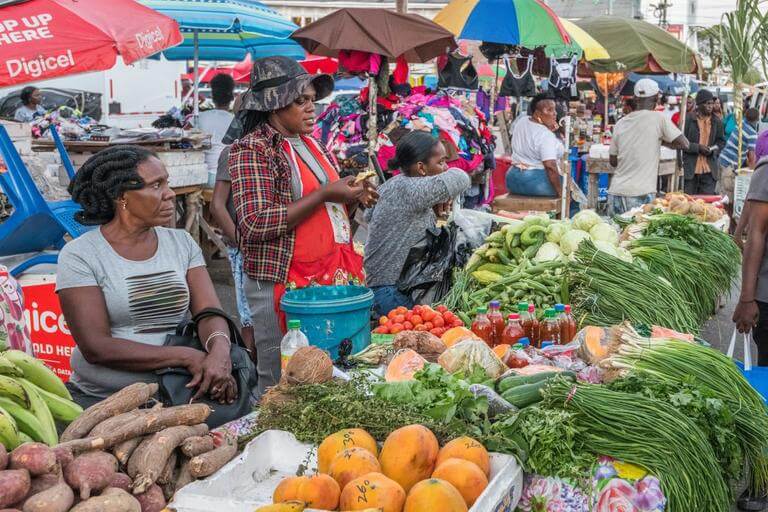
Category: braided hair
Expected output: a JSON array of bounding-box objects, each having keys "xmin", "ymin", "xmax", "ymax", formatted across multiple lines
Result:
[{"xmin": 68, "ymin": 145, "xmax": 156, "ymax": 225}]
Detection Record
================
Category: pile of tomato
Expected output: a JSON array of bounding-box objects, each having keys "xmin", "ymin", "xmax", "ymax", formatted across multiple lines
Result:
[{"xmin": 373, "ymin": 305, "xmax": 465, "ymax": 337}]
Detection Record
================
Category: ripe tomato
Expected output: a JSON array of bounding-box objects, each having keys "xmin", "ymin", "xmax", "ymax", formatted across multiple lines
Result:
[
  {"xmin": 436, "ymin": 305, "xmax": 448, "ymax": 313},
  {"xmin": 387, "ymin": 310, "xmax": 398, "ymax": 320},
  {"xmin": 393, "ymin": 314, "xmax": 406, "ymax": 324},
  {"xmin": 423, "ymin": 322, "xmax": 434, "ymax": 331},
  {"xmin": 412, "ymin": 305, "xmax": 423, "ymax": 315},
  {"xmin": 395, "ymin": 306, "xmax": 408, "ymax": 315},
  {"xmin": 411, "ymin": 314, "xmax": 423, "ymax": 325},
  {"xmin": 403, "ymin": 321, "xmax": 414, "ymax": 330},
  {"xmin": 379, "ymin": 316, "xmax": 389, "ymax": 325},
  {"xmin": 430, "ymin": 328, "xmax": 444, "ymax": 336},
  {"xmin": 452, "ymin": 318, "xmax": 464, "ymax": 327},
  {"xmin": 422, "ymin": 309, "xmax": 436, "ymax": 322},
  {"xmin": 432, "ymin": 315, "xmax": 445, "ymax": 328},
  {"xmin": 405, "ymin": 311, "xmax": 414, "ymax": 322},
  {"xmin": 389, "ymin": 323, "xmax": 404, "ymax": 334},
  {"xmin": 443, "ymin": 311, "xmax": 455, "ymax": 323},
  {"xmin": 374, "ymin": 326, "xmax": 389, "ymax": 334},
  {"xmin": 414, "ymin": 324, "xmax": 428, "ymax": 331}
]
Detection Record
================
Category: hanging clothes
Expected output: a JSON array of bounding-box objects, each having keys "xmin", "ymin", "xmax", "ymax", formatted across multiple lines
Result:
[
  {"xmin": 438, "ymin": 53, "xmax": 479, "ymax": 91},
  {"xmin": 499, "ymin": 55, "xmax": 536, "ymax": 98},
  {"xmin": 547, "ymin": 56, "xmax": 578, "ymax": 101}
]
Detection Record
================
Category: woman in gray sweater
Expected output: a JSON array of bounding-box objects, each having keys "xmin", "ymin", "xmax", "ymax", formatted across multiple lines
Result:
[{"xmin": 364, "ymin": 131, "xmax": 471, "ymax": 317}]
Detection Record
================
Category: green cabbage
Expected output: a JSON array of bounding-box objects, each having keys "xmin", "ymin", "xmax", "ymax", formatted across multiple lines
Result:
[
  {"xmin": 616, "ymin": 247, "xmax": 634, "ymax": 263},
  {"xmin": 534, "ymin": 242, "xmax": 563, "ymax": 263},
  {"xmin": 560, "ymin": 229, "xmax": 592, "ymax": 255},
  {"xmin": 589, "ymin": 222, "xmax": 619, "ymax": 246},
  {"xmin": 523, "ymin": 213, "xmax": 551, "ymax": 227},
  {"xmin": 546, "ymin": 222, "xmax": 570, "ymax": 243},
  {"xmin": 572, "ymin": 209, "xmax": 602, "ymax": 232},
  {"xmin": 593, "ymin": 240, "xmax": 619, "ymax": 257}
]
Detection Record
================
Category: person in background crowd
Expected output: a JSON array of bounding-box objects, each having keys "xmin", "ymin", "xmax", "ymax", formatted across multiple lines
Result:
[
  {"xmin": 364, "ymin": 132, "xmax": 470, "ymax": 317},
  {"xmin": 662, "ymin": 96, "xmax": 678, "ymax": 121},
  {"xmin": 719, "ymin": 108, "xmax": 760, "ymax": 217},
  {"xmin": 198, "ymin": 74, "xmax": 235, "ymax": 182},
  {"xmin": 227, "ymin": 56, "xmax": 377, "ymax": 397},
  {"xmin": 181, "ymin": 78, "xmax": 206, "ymax": 108},
  {"xmin": 14, "ymin": 86, "xmax": 45, "ymax": 122},
  {"xmin": 56, "ymin": 146, "xmax": 237, "ymax": 409},
  {"xmin": 506, "ymin": 93, "xmax": 564, "ymax": 199},
  {"xmin": 713, "ymin": 97, "xmax": 724, "ymax": 120},
  {"xmin": 608, "ymin": 79, "xmax": 689, "ymax": 216},
  {"xmin": 671, "ymin": 95, "xmax": 694, "ymax": 126},
  {"xmin": 622, "ymin": 97, "xmax": 637, "ymax": 117},
  {"xmin": 682, "ymin": 90, "xmax": 726, "ymax": 195}
]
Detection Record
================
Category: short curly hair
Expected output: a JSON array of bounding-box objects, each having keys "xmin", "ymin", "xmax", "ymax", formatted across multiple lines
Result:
[
  {"xmin": 20, "ymin": 86, "xmax": 38, "ymax": 105},
  {"xmin": 68, "ymin": 145, "xmax": 157, "ymax": 225}
]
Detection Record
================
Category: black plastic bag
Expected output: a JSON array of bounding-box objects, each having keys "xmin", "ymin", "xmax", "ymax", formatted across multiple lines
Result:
[{"xmin": 396, "ymin": 224, "xmax": 458, "ymax": 304}]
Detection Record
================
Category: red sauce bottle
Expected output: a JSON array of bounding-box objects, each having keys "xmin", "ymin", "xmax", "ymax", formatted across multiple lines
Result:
[
  {"xmin": 471, "ymin": 307, "xmax": 493, "ymax": 347},
  {"xmin": 487, "ymin": 300, "xmax": 506, "ymax": 346},
  {"xmin": 539, "ymin": 308, "xmax": 561, "ymax": 346},
  {"xmin": 528, "ymin": 304, "xmax": 541, "ymax": 348},
  {"xmin": 501, "ymin": 313, "xmax": 525, "ymax": 346}
]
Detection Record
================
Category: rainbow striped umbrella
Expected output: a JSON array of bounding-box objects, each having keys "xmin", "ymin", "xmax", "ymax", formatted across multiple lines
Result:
[{"xmin": 434, "ymin": 0, "xmax": 574, "ymax": 52}]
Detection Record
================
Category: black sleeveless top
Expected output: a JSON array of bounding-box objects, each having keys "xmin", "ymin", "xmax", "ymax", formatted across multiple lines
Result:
[
  {"xmin": 438, "ymin": 54, "xmax": 479, "ymax": 90},
  {"xmin": 499, "ymin": 56, "xmax": 536, "ymax": 97}
]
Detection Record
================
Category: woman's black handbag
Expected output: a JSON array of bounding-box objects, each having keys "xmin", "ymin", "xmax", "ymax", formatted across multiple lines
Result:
[{"xmin": 158, "ymin": 308, "xmax": 257, "ymax": 428}]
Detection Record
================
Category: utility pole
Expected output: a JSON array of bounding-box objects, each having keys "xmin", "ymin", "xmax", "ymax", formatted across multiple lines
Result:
[
  {"xmin": 652, "ymin": 0, "xmax": 671, "ymax": 27},
  {"xmin": 396, "ymin": 0, "xmax": 408, "ymax": 13}
]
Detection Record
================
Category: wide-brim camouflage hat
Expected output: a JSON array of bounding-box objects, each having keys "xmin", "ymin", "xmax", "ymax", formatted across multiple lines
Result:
[{"xmin": 240, "ymin": 56, "xmax": 334, "ymax": 112}]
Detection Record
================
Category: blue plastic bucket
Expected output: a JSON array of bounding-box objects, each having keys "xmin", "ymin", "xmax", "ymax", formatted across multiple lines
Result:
[{"xmin": 280, "ymin": 285, "xmax": 374, "ymax": 358}]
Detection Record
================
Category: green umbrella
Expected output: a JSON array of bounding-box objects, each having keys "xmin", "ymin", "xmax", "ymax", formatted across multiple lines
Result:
[{"xmin": 575, "ymin": 17, "xmax": 700, "ymax": 74}]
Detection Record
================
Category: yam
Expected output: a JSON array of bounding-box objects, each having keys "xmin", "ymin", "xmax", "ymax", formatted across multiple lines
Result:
[
  {"xmin": 180, "ymin": 435, "xmax": 215, "ymax": 458},
  {"xmin": 58, "ymin": 403, "xmax": 211, "ymax": 454},
  {"xmin": 174, "ymin": 458, "xmax": 194, "ymax": 492},
  {"xmin": 188, "ymin": 431, "xmax": 237, "ymax": 478},
  {"xmin": 283, "ymin": 346, "xmax": 333, "ymax": 385},
  {"xmin": 60, "ymin": 383, "xmax": 158, "ymax": 442},
  {"xmin": 21, "ymin": 482, "xmax": 73, "ymax": 512},
  {"xmin": 0, "ymin": 469, "xmax": 30, "ymax": 508},
  {"xmin": 9, "ymin": 443, "xmax": 56, "ymax": 476},
  {"xmin": 27, "ymin": 471, "xmax": 62, "ymax": 496},
  {"xmin": 70, "ymin": 487, "xmax": 141, "ymax": 512},
  {"xmin": 52, "ymin": 446, "xmax": 73, "ymax": 469},
  {"xmin": 128, "ymin": 424, "xmax": 208, "ymax": 494},
  {"xmin": 134, "ymin": 483, "xmax": 166, "ymax": 512},
  {"xmin": 0, "ymin": 444, "xmax": 7, "ymax": 470},
  {"xmin": 156, "ymin": 451, "xmax": 176, "ymax": 486},
  {"xmin": 89, "ymin": 410, "xmax": 148, "ymax": 439},
  {"xmin": 393, "ymin": 331, "xmax": 447, "ymax": 362},
  {"xmin": 113, "ymin": 437, "xmax": 143, "ymax": 467},
  {"xmin": 64, "ymin": 451, "xmax": 118, "ymax": 500},
  {"xmin": 109, "ymin": 473, "xmax": 133, "ymax": 491}
]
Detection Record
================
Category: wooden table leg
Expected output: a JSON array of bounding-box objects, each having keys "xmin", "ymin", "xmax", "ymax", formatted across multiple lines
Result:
[
  {"xmin": 184, "ymin": 190, "xmax": 202, "ymax": 244},
  {"xmin": 587, "ymin": 173, "xmax": 599, "ymax": 210}
]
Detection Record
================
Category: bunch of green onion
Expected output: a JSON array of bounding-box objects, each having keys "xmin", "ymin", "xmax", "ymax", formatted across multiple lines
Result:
[
  {"xmin": 568, "ymin": 240, "xmax": 699, "ymax": 333},
  {"xmin": 603, "ymin": 329, "xmax": 768, "ymax": 494},
  {"xmin": 543, "ymin": 378, "xmax": 731, "ymax": 511}
]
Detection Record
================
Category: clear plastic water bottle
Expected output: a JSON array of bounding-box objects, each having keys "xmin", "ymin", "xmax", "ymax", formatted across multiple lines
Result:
[{"xmin": 281, "ymin": 319, "xmax": 309, "ymax": 371}]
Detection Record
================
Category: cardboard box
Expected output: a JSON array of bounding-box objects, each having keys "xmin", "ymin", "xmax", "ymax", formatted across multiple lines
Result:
[{"xmin": 171, "ymin": 430, "xmax": 523, "ymax": 511}]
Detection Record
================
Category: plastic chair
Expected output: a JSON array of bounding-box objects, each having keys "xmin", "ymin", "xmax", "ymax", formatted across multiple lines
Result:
[{"xmin": 0, "ymin": 124, "xmax": 91, "ymax": 277}]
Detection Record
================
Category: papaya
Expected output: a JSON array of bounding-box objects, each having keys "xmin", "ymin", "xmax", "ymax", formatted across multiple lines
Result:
[
  {"xmin": 273, "ymin": 475, "xmax": 306, "ymax": 503},
  {"xmin": 379, "ymin": 425, "xmax": 439, "ymax": 492},
  {"xmin": 318, "ymin": 428, "xmax": 379, "ymax": 473},
  {"xmin": 432, "ymin": 458, "xmax": 488, "ymax": 507},
  {"xmin": 384, "ymin": 349, "xmax": 427, "ymax": 382},
  {"xmin": 296, "ymin": 474, "xmax": 340, "ymax": 510},
  {"xmin": 404, "ymin": 478, "xmax": 468, "ymax": 512},
  {"xmin": 339, "ymin": 472, "xmax": 405, "ymax": 512},
  {"xmin": 436, "ymin": 436, "xmax": 491, "ymax": 477},
  {"xmin": 330, "ymin": 447, "xmax": 382, "ymax": 490},
  {"xmin": 441, "ymin": 327, "xmax": 479, "ymax": 348}
]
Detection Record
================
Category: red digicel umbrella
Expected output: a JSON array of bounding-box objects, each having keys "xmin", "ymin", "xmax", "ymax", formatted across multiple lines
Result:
[{"xmin": 0, "ymin": 0, "xmax": 182, "ymax": 87}]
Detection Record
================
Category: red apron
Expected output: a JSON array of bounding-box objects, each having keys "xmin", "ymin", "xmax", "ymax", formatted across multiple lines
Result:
[{"xmin": 273, "ymin": 136, "xmax": 365, "ymax": 330}]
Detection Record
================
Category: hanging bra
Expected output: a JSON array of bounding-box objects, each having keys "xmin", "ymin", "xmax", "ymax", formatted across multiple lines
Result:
[
  {"xmin": 499, "ymin": 55, "xmax": 536, "ymax": 97},
  {"xmin": 438, "ymin": 53, "xmax": 479, "ymax": 91},
  {"xmin": 547, "ymin": 56, "xmax": 578, "ymax": 100}
]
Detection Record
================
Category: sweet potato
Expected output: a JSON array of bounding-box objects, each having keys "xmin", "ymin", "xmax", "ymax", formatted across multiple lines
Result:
[
  {"xmin": 70, "ymin": 487, "xmax": 141, "ymax": 512},
  {"xmin": 0, "ymin": 443, "xmax": 7, "ymax": 470},
  {"xmin": 0, "ymin": 469, "xmax": 31, "ymax": 508},
  {"xmin": 113, "ymin": 437, "xmax": 143, "ymax": 467},
  {"xmin": 21, "ymin": 482, "xmax": 73, "ymax": 512},
  {"xmin": 109, "ymin": 473, "xmax": 133, "ymax": 492},
  {"xmin": 64, "ymin": 451, "xmax": 118, "ymax": 500},
  {"xmin": 9, "ymin": 444, "xmax": 56, "ymax": 476},
  {"xmin": 156, "ymin": 451, "xmax": 176, "ymax": 486},
  {"xmin": 128, "ymin": 423, "xmax": 208, "ymax": 494},
  {"xmin": 134, "ymin": 484, "xmax": 166, "ymax": 512},
  {"xmin": 58, "ymin": 404, "xmax": 211, "ymax": 454},
  {"xmin": 52, "ymin": 447, "xmax": 72, "ymax": 469},
  {"xmin": 188, "ymin": 431, "xmax": 237, "ymax": 478},
  {"xmin": 60, "ymin": 383, "xmax": 159, "ymax": 442},
  {"xmin": 27, "ymin": 471, "xmax": 61, "ymax": 496},
  {"xmin": 180, "ymin": 435, "xmax": 214, "ymax": 458}
]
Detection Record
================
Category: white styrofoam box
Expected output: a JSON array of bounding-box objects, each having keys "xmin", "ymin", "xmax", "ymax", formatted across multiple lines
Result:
[
  {"xmin": 158, "ymin": 151, "xmax": 208, "ymax": 188},
  {"xmin": 171, "ymin": 430, "xmax": 523, "ymax": 512}
]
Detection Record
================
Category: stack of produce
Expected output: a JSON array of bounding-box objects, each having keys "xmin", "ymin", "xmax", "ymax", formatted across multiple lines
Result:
[
  {"xmin": 632, "ymin": 193, "xmax": 725, "ymax": 223},
  {"xmin": 0, "ymin": 382, "xmax": 237, "ymax": 511},
  {"xmin": 373, "ymin": 305, "xmax": 465, "ymax": 336},
  {"xmin": 0, "ymin": 350, "xmax": 82, "ymax": 448},
  {"xmin": 260, "ymin": 425, "xmax": 492, "ymax": 512}
]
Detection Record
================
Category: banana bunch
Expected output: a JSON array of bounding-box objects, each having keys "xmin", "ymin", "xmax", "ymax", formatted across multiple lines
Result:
[{"xmin": 0, "ymin": 350, "xmax": 82, "ymax": 449}]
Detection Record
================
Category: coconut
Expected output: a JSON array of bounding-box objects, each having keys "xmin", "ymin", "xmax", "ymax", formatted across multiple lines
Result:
[{"xmin": 283, "ymin": 346, "xmax": 334, "ymax": 386}]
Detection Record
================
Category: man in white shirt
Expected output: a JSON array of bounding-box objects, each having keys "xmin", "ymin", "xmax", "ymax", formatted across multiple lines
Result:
[
  {"xmin": 608, "ymin": 79, "xmax": 689, "ymax": 215},
  {"xmin": 197, "ymin": 74, "xmax": 235, "ymax": 179}
]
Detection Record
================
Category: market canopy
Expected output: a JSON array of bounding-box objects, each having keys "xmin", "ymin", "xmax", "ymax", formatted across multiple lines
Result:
[
  {"xmin": 291, "ymin": 8, "xmax": 458, "ymax": 63},
  {"xmin": 139, "ymin": 0, "xmax": 304, "ymax": 61},
  {"xmin": 0, "ymin": 0, "xmax": 182, "ymax": 86},
  {"xmin": 574, "ymin": 17, "xmax": 700, "ymax": 74},
  {"xmin": 560, "ymin": 19, "xmax": 610, "ymax": 61},
  {"xmin": 619, "ymin": 73, "xmax": 696, "ymax": 96}
]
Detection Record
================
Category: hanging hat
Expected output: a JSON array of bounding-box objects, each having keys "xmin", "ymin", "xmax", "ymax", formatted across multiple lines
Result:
[{"xmin": 240, "ymin": 56, "xmax": 334, "ymax": 112}]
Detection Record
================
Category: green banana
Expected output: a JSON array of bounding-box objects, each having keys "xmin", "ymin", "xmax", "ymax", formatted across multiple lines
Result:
[
  {"xmin": 0, "ymin": 353, "xmax": 21, "ymax": 377},
  {"xmin": 17, "ymin": 379, "xmax": 56, "ymax": 446},
  {"xmin": 0, "ymin": 374, "xmax": 29, "ymax": 408},
  {"xmin": 3, "ymin": 350, "xmax": 71, "ymax": 400},
  {"xmin": 0, "ymin": 405, "xmax": 21, "ymax": 449},
  {"xmin": 18, "ymin": 431, "xmax": 33, "ymax": 444},
  {"xmin": 0, "ymin": 397, "xmax": 45, "ymax": 443},
  {"xmin": 29, "ymin": 382, "xmax": 82, "ymax": 423}
]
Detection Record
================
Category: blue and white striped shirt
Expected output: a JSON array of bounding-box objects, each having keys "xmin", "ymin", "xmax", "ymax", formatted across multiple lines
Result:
[{"xmin": 719, "ymin": 121, "xmax": 758, "ymax": 168}]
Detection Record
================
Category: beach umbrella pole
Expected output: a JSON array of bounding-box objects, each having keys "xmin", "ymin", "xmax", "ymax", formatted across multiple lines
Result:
[
  {"xmin": 562, "ymin": 115, "xmax": 570, "ymax": 218},
  {"xmin": 193, "ymin": 29, "xmax": 200, "ymax": 127}
]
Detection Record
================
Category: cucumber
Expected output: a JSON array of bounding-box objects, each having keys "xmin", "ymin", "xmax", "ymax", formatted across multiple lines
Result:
[
  {"xmin": 502, "ymin": 381, "xmax": 547, "ymax": 408},
  {"xmin": 497, "ymin": 370, "xmax": 576, "ymax": 393}
]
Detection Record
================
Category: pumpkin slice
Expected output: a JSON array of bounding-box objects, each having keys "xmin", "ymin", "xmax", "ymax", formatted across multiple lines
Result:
[{"xmin": 385, "ymin": 349, "xmax": 427, "ymax": 382}]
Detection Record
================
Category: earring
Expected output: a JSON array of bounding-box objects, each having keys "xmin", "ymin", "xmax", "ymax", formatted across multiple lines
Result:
[{"xmin": 121, "ymin": 201, "xmax": 127, "ymax": 210}]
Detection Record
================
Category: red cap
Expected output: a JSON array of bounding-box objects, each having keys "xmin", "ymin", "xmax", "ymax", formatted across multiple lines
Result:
[
  {"xmin": 565, "ymin": 305, "xmax": 572, "ymax": 313},
  {"xmin": 508, "ymin": 313, "xmax": 520, "ymax": 320}
]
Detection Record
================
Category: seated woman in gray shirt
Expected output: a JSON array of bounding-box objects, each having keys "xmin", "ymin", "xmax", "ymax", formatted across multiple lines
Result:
[
  {"xmin": 56, "ymin": 146, "xmax": 237, "ymax": 409},
  {"xmin": 364, "ymin": 132, "xmax": 471, "ymax": 317}
]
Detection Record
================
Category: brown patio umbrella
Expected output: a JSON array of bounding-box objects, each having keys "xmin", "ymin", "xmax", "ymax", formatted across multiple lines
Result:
[{"xmin": 291, "ymin": 8, "xmax": 457, "ymax": 63}]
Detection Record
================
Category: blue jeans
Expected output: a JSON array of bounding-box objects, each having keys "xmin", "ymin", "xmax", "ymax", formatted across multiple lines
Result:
[
  {"xmin": 226, "ymin": 247, "xmax": 253, "ymax": 327},
  {"xmin": 505, "ymin": 166, "xmax": 558, "ymax": 197},
  {"xmin": 607, "ymin": 193, "xmax": 655, "ymax": 216},
  {"xmin": 371, "ymin": 286, "xmax": 414, "ymax": 318}
]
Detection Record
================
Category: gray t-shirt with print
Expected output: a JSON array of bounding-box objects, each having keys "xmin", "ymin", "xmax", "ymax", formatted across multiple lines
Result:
[
  {"xmin": 746, "ymin": 162, "xmax": 768, "ymax": 302},
  {"xmin": 56, "ymin": 227, "xmax": 206, "ymax": 398}
]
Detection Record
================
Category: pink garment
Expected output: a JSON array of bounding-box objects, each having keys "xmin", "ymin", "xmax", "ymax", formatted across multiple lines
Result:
[
  {"xmin": 338, "ymin": 50, "xmax": 382, "ymax": 74},
  {"xmin": 393, "ymin": 55, "xmax": 409, "ymax": 84},
  {"xmin": 448, "ymin": 153, "xmax": 483, "ymax": 173},
  {"xmin": 377, "ymin": 145, "xmax": 396, "ymax": 171}
]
